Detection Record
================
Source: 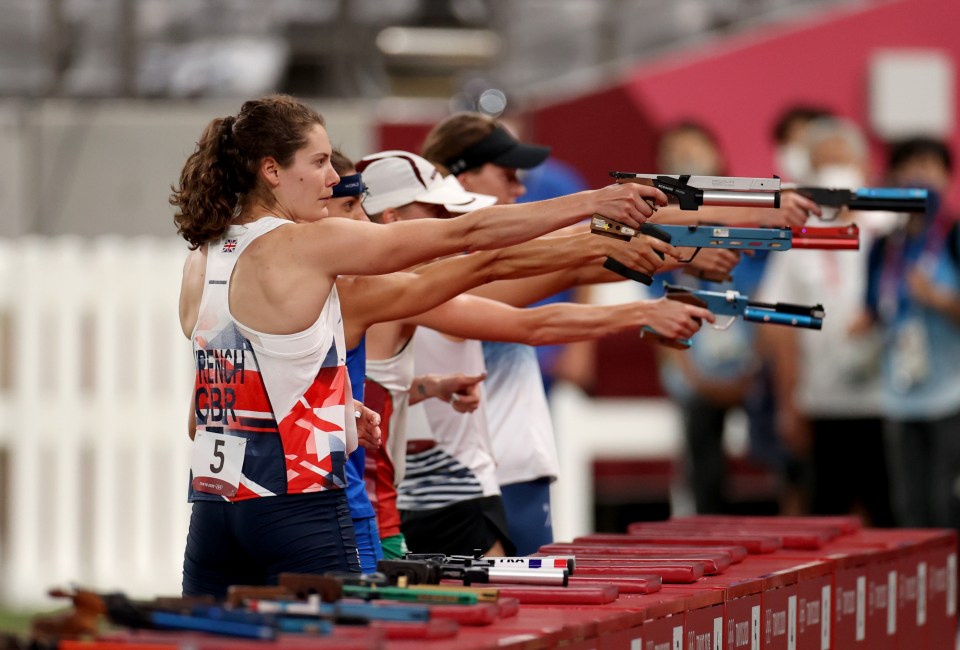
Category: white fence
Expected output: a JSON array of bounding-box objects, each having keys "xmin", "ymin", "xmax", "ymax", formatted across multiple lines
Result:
[
  {"xmin": 0, "ymin": 236, "xmax": 717, "ymax": 609},
  {"xmin": 0, "ymin": 236, "xmax": 193, "ymax": 607}
]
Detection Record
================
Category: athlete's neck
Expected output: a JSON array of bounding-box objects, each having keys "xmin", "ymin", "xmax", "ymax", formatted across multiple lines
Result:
[{"xmin": 235, "ymin": 199, "xmax": 295, "ymax": 226}]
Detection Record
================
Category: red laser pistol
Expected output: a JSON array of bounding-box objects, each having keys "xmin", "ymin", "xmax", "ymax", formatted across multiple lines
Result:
[
  {"xmin": 783, "ymin": 186, "xmax": 925, "ymax": 248},
  {"xmin": 644, "ymin": 283, "xmax": 825, "ymax": 350},
  {"xmin": 790, "ymin": 224, "xmax": 860, "ymax": 250}
]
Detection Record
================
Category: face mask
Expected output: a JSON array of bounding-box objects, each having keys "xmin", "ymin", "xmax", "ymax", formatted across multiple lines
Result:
[
  {"xmin": 775, "ymin": 144, "xmax": 810, "ymax": 182},
  {"xmin": 809, "ymin": 164, "xmax": 865, "ymax": 190}
]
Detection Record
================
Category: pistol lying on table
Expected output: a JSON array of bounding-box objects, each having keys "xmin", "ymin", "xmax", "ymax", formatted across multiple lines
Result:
[
  {"xmin": 644, "ymin": 283, "xmax": 825, "ymax": 350},
  {"xmin": 379, "ymin": 554, "xmax": 572, "ymax": 587}
]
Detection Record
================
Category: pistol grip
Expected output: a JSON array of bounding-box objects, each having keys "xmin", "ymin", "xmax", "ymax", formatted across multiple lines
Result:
[
  {"xmin": 603, "ymin": 256, "xmax": 653, "ymax": 285},
  {"xmin": 640, "ymin": 222, "xmax": 673, "ymax": 259},
  {"xmin": 639, "ymin": 223, "xmax": 670, "ymax": 262},
  {"xmin": 640, "ymin": 326, "xmax": 691, "ymax": 350}
]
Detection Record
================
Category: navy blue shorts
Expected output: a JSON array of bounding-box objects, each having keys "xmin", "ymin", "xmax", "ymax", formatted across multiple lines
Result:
[
  {"xmin": 501, "ymin": 478, "xmax": 554, "ymax": 556},
  {"xmin": 182, "ymin": 490, "xmax": 360, "ymax": 598}
]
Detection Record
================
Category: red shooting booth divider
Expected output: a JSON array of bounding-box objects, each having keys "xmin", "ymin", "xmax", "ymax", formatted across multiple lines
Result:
[{"xmin": 72, "ymin": 516, "xmax": 956, "ymax": 650}]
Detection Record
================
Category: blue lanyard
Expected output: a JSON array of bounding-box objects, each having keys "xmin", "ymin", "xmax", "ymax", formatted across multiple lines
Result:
[{"xmin": 878, "ymin": 211, "xmax": 955, "ymax": 321}]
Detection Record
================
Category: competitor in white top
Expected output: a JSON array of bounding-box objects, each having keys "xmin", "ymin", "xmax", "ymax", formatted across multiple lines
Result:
[
  {"xmin": 172, "ymin": 94, "xmax": 665, "ymax": 595},
  {"xmin": 421, "ymin": 112, "xmax": 824, "ymax": 553},
  {"xmin": 353, "ymin": 151, "xmax": 713, "ymax": 557},
  {"xmin": 324, "ymin": 148, "xmax": 689, "ymax": 557}
]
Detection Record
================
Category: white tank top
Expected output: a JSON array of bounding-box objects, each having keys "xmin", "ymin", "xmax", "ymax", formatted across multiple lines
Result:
[
  {"xmin": 190, "ymin": 216, "xmax": 350, "ymax": 501},
  {"xmin": 482, "ymin": 342, "xmax": 560, "ymax": 484},
  {"xmin": 397, "ymin": 329, "xmax": 500, "ymax": 511},
  {"xmin": 365, "ymin": 334, "xmax": 416, "ymax": 485}
]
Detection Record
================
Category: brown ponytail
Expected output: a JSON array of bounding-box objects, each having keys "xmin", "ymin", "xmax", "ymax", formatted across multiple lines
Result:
[{"xmin": 170, "ymin": 94, "xmax": 326, "ymax": 249}]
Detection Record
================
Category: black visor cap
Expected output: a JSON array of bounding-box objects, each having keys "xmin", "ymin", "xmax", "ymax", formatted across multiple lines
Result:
[{"xmin": 446, "ymin": 125, "xmax": 551, "ymax": 174}]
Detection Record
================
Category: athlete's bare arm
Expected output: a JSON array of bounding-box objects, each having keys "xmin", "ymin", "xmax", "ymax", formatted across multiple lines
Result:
[
  {"xmin": 408, "ymin": 293, "xmax": 714, "ymax": 345},
  {"xmin": 301, "ymin": 182, "xmax": 668, "ymax": 279},
  {"xmin": 338, "ymin": 231, "xmax": 677, "ymax": 347},
  {"xmin": 217, "ymin": 183, "xmax": 668, "ymax": 337},
  {"xmin": 470, "ymin": 243, "xmax": 742, "ymax": 309}
]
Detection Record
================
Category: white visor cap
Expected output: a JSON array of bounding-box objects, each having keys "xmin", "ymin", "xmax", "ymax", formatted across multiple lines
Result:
[{"xmin": 359, "ymin": 150, "xmax": 497, "ymax": 215}]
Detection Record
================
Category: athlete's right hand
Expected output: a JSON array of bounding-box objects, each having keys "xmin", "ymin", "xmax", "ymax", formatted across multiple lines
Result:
[
  {"xmin": 644, "ymin": 297, "xmax": 715, "ymax": 341},
  {"xmin": 590, "ymin": 183, "xmax": 670, "ymax": 229},
  {"xmin": 600, "ymin": 234, "xmax": 680, "ymax": 277},
  {"xmin": 761, "ymin": 191, "xmax": 822, "ymax": 227},
  {"xmin": 684, "ymin": 248, "xmax": 742, "ymax": 281}
]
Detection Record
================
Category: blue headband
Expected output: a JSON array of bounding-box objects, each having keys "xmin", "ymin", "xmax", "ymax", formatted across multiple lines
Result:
[{"xmin": 332, "ymin": 173, "xmax": 366, "ymax": 198}]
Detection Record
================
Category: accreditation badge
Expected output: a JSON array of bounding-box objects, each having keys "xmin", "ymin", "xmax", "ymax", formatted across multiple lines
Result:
[{"xmin": 191, "ymin": 429, "xmax": 246, "ymax": 497}]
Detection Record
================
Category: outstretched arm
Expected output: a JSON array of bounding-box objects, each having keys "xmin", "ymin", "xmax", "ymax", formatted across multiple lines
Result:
[
  {"xmin": 297, "ymin": 183, "xmax": 669, "ymax": 279},
  {"xmin": 478, "ymin": 231, "xmax": 675, "ymax": 286},
  {"xmin": 468, "ymin": 232, "xmax": 678, "ymax": 308},
  {"xmin": 339, "ymin": 230, "xmax": 677, "ymax": 341},
  {"xmin": 467, "ymin": 245, "xmax": 744, "ymax": 308},
  {"xmin": 409, "ymin": 293, "xmax": 713, "ymax": 346}
]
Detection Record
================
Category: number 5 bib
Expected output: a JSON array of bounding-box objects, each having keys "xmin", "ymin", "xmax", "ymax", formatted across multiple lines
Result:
[{"xmin": 191, "ymin": 430, "xmax": 247, "ymax": 498}]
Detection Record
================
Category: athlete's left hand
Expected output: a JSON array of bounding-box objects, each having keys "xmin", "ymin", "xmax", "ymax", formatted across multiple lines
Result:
[{"xmin": 355, "ymin": 400, "xmax": 382, "ymax": 450}]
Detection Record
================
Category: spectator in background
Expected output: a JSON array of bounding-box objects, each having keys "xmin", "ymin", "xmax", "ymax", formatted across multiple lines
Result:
[
  {"xmin": 758, "ymin": 116, "xmax": 895, "ymax": 527},
  {"xmin": 755, "ymin": 104, "xmax": 834, "ymax": 513},
  {"xmin": 652, "ymin": 121, "xmax": 765, "ymax": 514},
  {"xmin": 772, "ymin": 105, "xmax": 835, "ymax": 182},
  {"xmin": 859, "ymin": 138, "xmax": 960, "ymax": 531}
]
